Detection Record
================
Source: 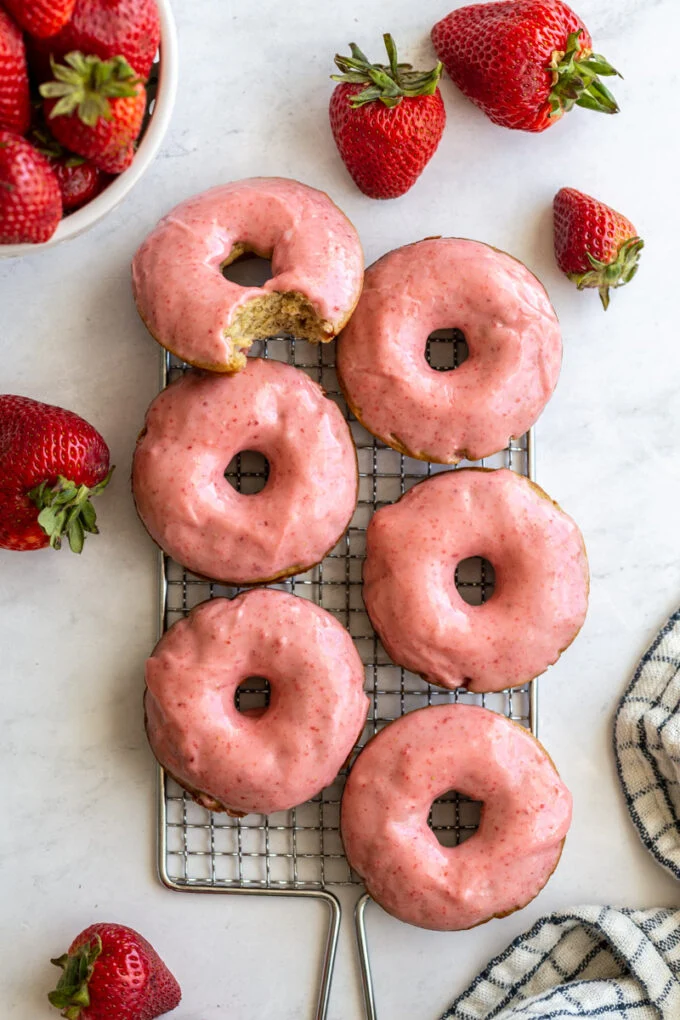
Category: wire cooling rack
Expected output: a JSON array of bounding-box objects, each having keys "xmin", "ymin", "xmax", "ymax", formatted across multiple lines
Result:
[
  {"xmin": 154, "ymin": 327, "xmax": 536, "ymax": 1019},
  {"xmin": 157, "ymin": 332, "xmax": 535, "ymax": 889}
]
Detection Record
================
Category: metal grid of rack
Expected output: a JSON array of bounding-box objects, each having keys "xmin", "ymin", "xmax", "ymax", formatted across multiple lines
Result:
[{"xmin": 157, "ymin": 332, "xmax": 535, "ymax": 893}]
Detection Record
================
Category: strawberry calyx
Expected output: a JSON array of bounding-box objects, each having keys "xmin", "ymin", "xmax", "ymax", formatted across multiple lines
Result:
[
  {"xmin": 40, "ymin": 52, "xmax": 141, "ymax": 127},
  {"xmin": 29, "ymin": 468, "xmax": 114, "ymax": 553},
  {"xmin": 332, "ymin": 33, "xmax": 442, "ymax": 108},
  {"xmin": 31, "ymin": 129, "xmax": 64, "ymax": 161},
  {"xmin": 31, "ymin": 129, "xmax": 86, "ymax": 167},
  {"xmin": 569, "ymin": 236, "xmax": 644, "ymax": 311},
  {"xmin": 47, "ymin": 934, "xmax": 102, "ymax": 1018},
  {"xmin": 549, "ymin": 30, "xmax": 621, "ymax": 118}
]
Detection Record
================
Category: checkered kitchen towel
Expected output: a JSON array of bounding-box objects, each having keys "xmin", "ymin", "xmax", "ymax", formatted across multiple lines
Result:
[
  {"xmin": 440, "ymin": 608, "xmax": 680, "ymax": 1019},
  {"xmin": 614, "ymin": 607, "xmax": 680, "ymax": 879}
]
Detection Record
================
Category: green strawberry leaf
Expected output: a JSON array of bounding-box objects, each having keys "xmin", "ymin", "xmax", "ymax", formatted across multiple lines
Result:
[
  {"xmin": 332, "ymin": 33, "xmax": 442, "ymax": 108},
  {"xmin": 569, "ymin": 237, "xmax": 644, "ymax": 311},
  {"xmin": 549, "ymin": 30, "xmax": 620, "ymax": 117},
  {"xmin": 48, "ymin": 935, "xmax": 102, "ymax": 1017},
  {"xmin": 29, "ymin": 468, "xmax": 114, "ymax": 554},
  {"xmin": 40, "ymin": 52, "xmax": 141, "ymax": 127}
]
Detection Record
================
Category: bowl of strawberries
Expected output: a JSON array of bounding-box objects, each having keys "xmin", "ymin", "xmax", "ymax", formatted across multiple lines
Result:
[{"xmin": 0, "ymin": 0, "xmax": 178, "ymax": 256}]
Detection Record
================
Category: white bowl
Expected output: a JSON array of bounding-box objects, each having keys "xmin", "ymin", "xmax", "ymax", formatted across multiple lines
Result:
[{"xmin": 0, "ymin": 0, "xmax": 178, "ymax": 258}]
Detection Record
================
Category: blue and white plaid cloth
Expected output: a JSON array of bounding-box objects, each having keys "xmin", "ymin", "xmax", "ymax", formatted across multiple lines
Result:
[{"xmin": 441, "ymin": 608, "xmax": 680, "ymax": 1020}]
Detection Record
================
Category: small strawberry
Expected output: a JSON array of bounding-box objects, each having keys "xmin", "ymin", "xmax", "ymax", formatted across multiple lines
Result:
[
  {"xmin": 0, "ymin": 6, "xmax": 31, "ymax": 135},
  {"xmin": 52, "ymin": 153, "xmax": 106, "ymax": 210},
  {"xmin": 432, "ymin": 0, "xmax": 620, "ymax": 133},
  {"xmin": 0, "ymin": 132, "xmax": 62, "ymax": 243},
  {"xmin": 553, "ymin": 187, "xmax": 643, "ymax": 310},
  {"xmin": 48, "ymin": 923, "xmax": 181, "ymax": 1020},
  {"xmin": 330, "ymin": 33, "xmax": 445, "ymax": 199},
  {"xmin": 0, "ymin": 395, "xmax": 112, "ymax": 552},
  {"xmin": 30, "ymin": 0, "xmax": 161, "ymax": 81},
  {"xmin": 32, "ymin": 129, "xmax": 106, "ymax": 210},
  {"xmin": 2, "ymin": 0, "xmax": 77, "ymax": 40},
  {"xmin": 40, "ymin": 52, "xmax": 146, "ymax": 174}
]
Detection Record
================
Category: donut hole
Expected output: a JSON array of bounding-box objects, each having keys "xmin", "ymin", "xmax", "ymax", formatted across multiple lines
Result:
[
  {"xmin": 221, "ymin": 249, "xmax": 274, "ymax": 288},
  {"xmin": 234, "ymin": 676, "xmax": 271, "ymax": 714},
  {"xmin": 429, "ymin": 791, "xmax": 482, "ymax": 847},
  {"xmin": 455, "ymin": 556, "xmax": 496, "ymax": 606},
  {"xmin": 225, "ymin": 451, "xmax": 270, "ymax": 495},
  {"xmin": 426, "ymin": 328, "xmax": 469, "ymax": 371}
]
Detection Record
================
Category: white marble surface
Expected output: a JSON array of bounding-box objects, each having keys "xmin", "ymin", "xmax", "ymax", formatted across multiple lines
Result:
[{"xmin": 2, "ymin": 1, "xmax": 680, "ymax": 1017}]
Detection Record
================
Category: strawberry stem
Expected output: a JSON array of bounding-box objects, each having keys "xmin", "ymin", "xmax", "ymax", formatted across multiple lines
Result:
[
  {"xmin": 40, "ymin": 52, "xmax": 141, "ymax": 127},
  {"xmin": 568, "ymin": 236, "xmax": 644, "ymax": 311},
  {"xmin": 29, "ymin": 468, "xmax": 114, "ymax": 553},
  {"xmin": 48, "ymin": 935, "xmax": 102, "ymax": 1018},
  {"xmin": 549, "ymin": 30, "xmax": 621, "ymax": 118},
  {"xmin": 332, "ymin": 33, "xmax": 442, "ymax": 108}
]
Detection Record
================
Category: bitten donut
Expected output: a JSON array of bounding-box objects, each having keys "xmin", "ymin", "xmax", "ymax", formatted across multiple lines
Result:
[
  {"xmin": 363, "ymin": 468, "xmax": 588, "ymax": 692},
  {"xmin": 132, "ymin": 358, "xmax": 358, "ymax": 584},
  {"xmin": 146, "ymin": 590, "xmax": 369, "ymax": 816},
  {"xmin": 132, "ymin": 177, "xmax": 364, "ymax": 372},
  {"xmin": 341, "ymin": 705, "xmax": 572, "ymax": 931},
  {"xmin": 337, "ymin": 238, "xmax": 562, "ymax": 463}
]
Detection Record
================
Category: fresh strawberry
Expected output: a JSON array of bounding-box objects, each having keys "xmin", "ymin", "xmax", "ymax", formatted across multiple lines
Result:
[
  {"xmin": 553, "ymin": 187, "xmax": 643, "ymax": 310},
  {"xmin": 49, "ymin": 151, "xmax": 104, "ymax": 208},
  {"xmin": 0, "ymin": 6, "xmax": 30, "ymax": 135},
  {"xmin": 0, "ymin": 395, "xmax": 112, "ymax": 552},
  {"xmin": 48, "ymin": 923, "xmax": 181, "ymax": 1020},
  {"xmin": 40, "ymin": 52, "xmax": 146, "ymax": 173},
  {"xmin": 52, "ymin": 154, "xmax": 106, "ymax": 209},
  {"xmin": 0, "ymin": 132, "xmax": 62, "ymax": 243},
  {"xmin": 329, "ymin": 34, "xmax": 445, "ymax": 199},
  {"xmin": 2, "ymin": 0, "xmax": 77, "ymax": 40},
  {"xmin": 432, "ymin": 0, "xmax": 620, "ymax": 132},
  {"xmin": 32, "ymin": 129, "xmax": 106, "ymax": 210},
  {"xmin": 30, "ymin": 0, "xmax": 161, "ymax": 81}
]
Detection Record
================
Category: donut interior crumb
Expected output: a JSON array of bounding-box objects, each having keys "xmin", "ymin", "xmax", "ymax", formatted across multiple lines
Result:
[
  {"xmin": 219, "ymin": 244, "xmax": 334, "ymax": 371},
  {"xmin": 226, "ymin": 292, "xmax": 333, "ymax": 369}
]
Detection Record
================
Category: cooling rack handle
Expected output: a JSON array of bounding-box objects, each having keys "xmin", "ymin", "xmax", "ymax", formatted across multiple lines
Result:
[
  {"xmin": 355, "ymin": 893, "xmax": 378, "ymax": 1020},
  {"xmin": 158, "ymin": 769, "xmax": 342, "ymax": 1020},
  {"xmin": 315, "ymin": 890, "xmax": 342, "ymax": 1020}
]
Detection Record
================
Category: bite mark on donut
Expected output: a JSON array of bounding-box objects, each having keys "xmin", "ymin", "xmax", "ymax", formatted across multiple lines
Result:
[
  {"xmin": 217, "ymin": 242, "xmax": 336, "ymax": 368},
  {"xmin": 227, "ymin": 291, "xmax": 333, "ymax": 362}
]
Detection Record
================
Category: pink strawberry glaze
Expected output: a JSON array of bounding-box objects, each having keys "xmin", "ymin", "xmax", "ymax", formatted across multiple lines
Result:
[
  {"xmin": 146, "ymin": 590, "xmax": 370, "ymax": 816},
  {"xmin": 363, "ymin": 468, "xmax": 588, "ymax": 692},
  {"xmin": 341, "ymin": 704, "xmax": 572, "ymax": 931},
  {"xmin": 336, "ymin": 238, "xmax": 562, "ymax": 463},
  {"xmin": 131, "ymin": 358, "xmax": 358, "ymax": 584},
  {"xmin": 131, "ymin": 177, "xmax": 364, "ymax": 370}
]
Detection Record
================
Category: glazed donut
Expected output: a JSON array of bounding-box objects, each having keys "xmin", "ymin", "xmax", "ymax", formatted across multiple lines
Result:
[
  {"xmin": 341, "ymin": 704, "xmax": 572, "ymax": 930},
  {"xmin": 363, "ymin": 468, "xmax": 588, "ymax": 692},
  {"xmin": 146, "ymin": 589, "xmax": 369, "ymax": 816},
  {"xmin": 132, "ymin": 177, "xmax": 364, "ymax": 372},
  {"xmin": 336, "ymin": 237, "xmax": 561, "ymax": 463},
  {"xmin": 132, "ymin": 357, "xmax": 358, "ymax": 585}
]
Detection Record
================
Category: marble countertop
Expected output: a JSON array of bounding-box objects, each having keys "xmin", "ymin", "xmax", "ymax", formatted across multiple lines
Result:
[{"xmin": 2, "ymin": 1, "xmax": 679, "ymax": 1017}]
